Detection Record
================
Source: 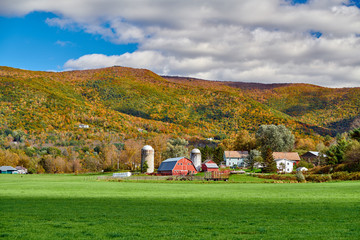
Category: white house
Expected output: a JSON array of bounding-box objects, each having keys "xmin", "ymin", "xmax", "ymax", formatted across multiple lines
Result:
[
  {"xmin": 224, "ymin": 151, "xmax": 249, "ymax": 167},
  {"xmin": 273, "ymin": 152, "xmax": 300, "ymax": 173}
]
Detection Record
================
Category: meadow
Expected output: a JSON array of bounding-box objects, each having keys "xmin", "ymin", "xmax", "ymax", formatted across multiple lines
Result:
[{"xmin": 1, "ymin": 174, "xmax": 360, "ymax": 239}]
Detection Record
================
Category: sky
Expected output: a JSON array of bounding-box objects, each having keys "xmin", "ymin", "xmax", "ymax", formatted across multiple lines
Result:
[{"xmin": 1, "ymin": 0, "xmax": 360, "ymax": 87}]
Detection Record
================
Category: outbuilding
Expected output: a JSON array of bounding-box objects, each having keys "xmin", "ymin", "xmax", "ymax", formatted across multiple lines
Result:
[
  {"xmin": 201, "ymin": 160, "xmax": 219, "ymax": 172},
  {"xmin": 157, "ymin": 157, "xmax": 197, "ymax": 175},
  {"xmin": 0, "ymin": 166, "xmax": 18, "ymax": 174}
]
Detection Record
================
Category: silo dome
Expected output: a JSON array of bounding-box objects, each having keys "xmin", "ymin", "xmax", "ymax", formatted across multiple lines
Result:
[
  {"xmin": 142, "ymin": 145, "xmax": 154, "ymax": 151},
  {"xmin": 191, "ymin": 148, "xmax": 201, "ymax": 154}
]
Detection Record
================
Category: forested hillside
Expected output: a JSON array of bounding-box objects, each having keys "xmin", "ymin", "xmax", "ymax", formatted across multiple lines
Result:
[{"xmin": 1, "ymin": 66, "xmax": 358, "ymax": 141}]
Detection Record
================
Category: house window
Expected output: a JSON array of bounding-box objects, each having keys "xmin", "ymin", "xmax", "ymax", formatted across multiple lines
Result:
[{"xmin": 287, "ymin": 162, "xmax": 289, "ymax": 165}]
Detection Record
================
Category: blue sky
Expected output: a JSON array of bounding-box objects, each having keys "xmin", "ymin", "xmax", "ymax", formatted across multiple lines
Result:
[
  {"xmin": 1, "ymin": 0, "xmax": 360, "ymax": 87},
  {"xmin": 0, "ymin": 12, "xmax": 137, "ymax": 71}
]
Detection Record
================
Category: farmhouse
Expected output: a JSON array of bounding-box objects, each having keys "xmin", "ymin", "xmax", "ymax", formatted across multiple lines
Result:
[
  {"xmin": 224, "ymin": 151, "xmax": 249, "ymax": 167},
  {"xmin": 0, "ymin": 166, "xmax": 18, "ymax": 174},
  {"xmin": 273, "ymin": 152, "xmax": 301, "ymax": 173},
  {"xmin": 201, "ymin": 160, "xmax": 219, "ymax": 172},
  {"xmin": 157, "ymin": 157, "xmax": 197, "ymax": 175}
]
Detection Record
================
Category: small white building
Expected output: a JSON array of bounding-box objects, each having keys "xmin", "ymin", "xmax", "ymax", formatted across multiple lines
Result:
[
  {"xmin": 296, "ymin": 167, "xmax": 308, "ymax": 172},
  {"xmin": 224, "ymin": 151, "xmax": 249, "ymax": 167}
]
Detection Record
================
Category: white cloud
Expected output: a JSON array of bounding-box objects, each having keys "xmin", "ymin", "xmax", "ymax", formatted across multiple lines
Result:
[
  {"xmin": 2, "ymin": 0, "xmax": 360, "ymax": 87},
  {"xmin": 55, "ymin": 40, "xmax": 73, "ymax": 47}
]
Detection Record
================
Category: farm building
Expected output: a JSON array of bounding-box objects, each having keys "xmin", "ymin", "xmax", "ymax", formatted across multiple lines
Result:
[
  {"xmin": 301, "ymin": 151, "xmax": 326, "ymax": 166},
  {"xmin": 0, "ymin": 166, "xmax": 18, "ymax": 174},
  {"xmin": 273, "ymin": 152, "xmax": 301, "ymax": 173},
  {"xmin": 201, "ymin": 160, "xmax": 219, "ymax": 172},
  {"xmin": 224, "ymin": 151, "xmax": 249, "ymax": 167},
  {"xmin": 15, "ymin": 166, "xmax": 28, "ymax": 174},
  {"xmin": 157, "ymin": 157, "xmax": 197, "ymax": 175}
]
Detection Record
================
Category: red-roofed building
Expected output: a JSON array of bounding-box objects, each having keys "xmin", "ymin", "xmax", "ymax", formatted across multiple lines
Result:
[
  {"xmin": 201, "ymin": 160, "xmax": 219, "ymax": 172},
  {"xmin": 157, "ymin": 157, "xmax": 198, "ymax": 175}
]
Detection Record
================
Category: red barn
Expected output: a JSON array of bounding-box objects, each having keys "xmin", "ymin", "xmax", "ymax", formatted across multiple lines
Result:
[
  {"xmin": 157, "ymin": 157, "xmax": 197, "ymax": 175},
  {"xmin": 201, "ymin": 160, "xmax": 219, "ymax": 172}
]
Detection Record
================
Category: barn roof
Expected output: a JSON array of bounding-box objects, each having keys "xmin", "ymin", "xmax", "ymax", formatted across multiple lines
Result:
[
  {"xmin": 202, "ymin": 160, "xmax": 219, "ymax": 169},
  {"xmin": 157, "ymin": 157, "xmax": 184, "ymax": 171},
  {"xmin": 272, "ymin": 152, "xmax": 300, "ymax": 161},
  {"xmin": 0, "ymin": 166, "xmax": 17, "ymax": 171},
  {"xmin": 224, "ymin": 151, "xmax": 249, "ymax": 158}
]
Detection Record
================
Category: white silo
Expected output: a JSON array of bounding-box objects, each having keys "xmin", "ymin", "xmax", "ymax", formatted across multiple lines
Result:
[
  {"xmin": 190, "ymin": 148, "xmax": 201, "ymax": 171},
  {"xmin": 141, "ymin": 145, "xmax": 154, "ymax": 173}
]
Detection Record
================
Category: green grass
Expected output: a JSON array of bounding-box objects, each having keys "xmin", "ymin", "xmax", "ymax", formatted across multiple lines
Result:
[{"xmin": 1, "ymin": 174, "xmax": 360, "ymax": 239}]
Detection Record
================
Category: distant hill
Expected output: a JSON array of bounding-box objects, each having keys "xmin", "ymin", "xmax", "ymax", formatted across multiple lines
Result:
[{"xmin": 0, "ymin": 66, "xmax": 359, "ymax": 143}]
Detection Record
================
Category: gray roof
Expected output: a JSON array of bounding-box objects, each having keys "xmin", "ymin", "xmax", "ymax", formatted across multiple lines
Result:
[
  {"xmin": 204, "ymin": 163, "xmax": 219, "ymax": 169},
  {"xmin": 0, "ymin": 166, "xmax": 17, "ymax": 171},
  {"xmin": 202, "ymin": 160, "xmax": 219, "ymax": 169},
  {"xmin": 158, "ymin": 157, "xmax": 184, "ymax": 172}
]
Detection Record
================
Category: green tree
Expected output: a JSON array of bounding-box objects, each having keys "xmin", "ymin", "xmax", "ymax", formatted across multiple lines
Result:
[
  {"xmin": 163, "ymin": 138, "xmax": 189, "ymax": 159},
  {"xmin": 344, "ymin": 140, "xmax": 360, "ymax": 165},
  {"xmin": 262, "ymin": 148, "xmax": 277, "ymax": 173},
  {"xmin": 256, "ymin": 125, "xmax": 295, "ymax": 154},
  {"xmin": 349, "ymin": 128, "xmax": 360, "ymax": 142},
  {"xmin": 325, "ymin": 138, "xmax": 350, "ymax": 165},
  {"xmin": 245, "ymin": 149, "xmax": 262, "ymax": 170}
]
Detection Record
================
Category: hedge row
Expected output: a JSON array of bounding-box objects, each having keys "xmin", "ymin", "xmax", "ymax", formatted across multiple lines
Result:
[{"xmin": 256, "ymin": 172, "xmax": 360, "ymax": 182}]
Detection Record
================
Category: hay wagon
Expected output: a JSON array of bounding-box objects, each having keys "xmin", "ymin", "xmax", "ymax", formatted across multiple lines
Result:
[{"xmin": 204, "ymin": 171, "xmax": 229, "ymax": 181}]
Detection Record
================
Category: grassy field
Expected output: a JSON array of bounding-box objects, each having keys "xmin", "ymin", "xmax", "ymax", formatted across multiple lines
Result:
[{"xmin": 1, "ymin": 174, "xmax": 360, "ymax": 239}]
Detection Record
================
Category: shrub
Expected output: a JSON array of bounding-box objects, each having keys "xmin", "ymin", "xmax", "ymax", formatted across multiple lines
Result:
[
  {"xmin": 305, "ymin": 174, "xmax": 332, "ymax": 182},
  {"xmin": 296, "ymin": 171, "xmax": 306, "ymax": 183},
  {"xmin": 331, "ymin": 171, "xmax": 349, "ymax": 180}
]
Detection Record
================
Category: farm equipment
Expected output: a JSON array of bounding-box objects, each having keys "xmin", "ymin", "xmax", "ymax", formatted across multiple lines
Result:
[{"xmin": 204, "ymin": 171, "xmax": 230, "ymax": 181}]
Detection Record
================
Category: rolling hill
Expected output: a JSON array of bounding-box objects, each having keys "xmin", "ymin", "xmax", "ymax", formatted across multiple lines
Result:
[{"xmin": 0, "ymin": 66, "xmax": 359, "ymax": 144}]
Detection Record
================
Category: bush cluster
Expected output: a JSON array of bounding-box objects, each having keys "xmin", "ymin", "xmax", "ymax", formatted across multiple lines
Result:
[
  {"xmin": 305, "ymin": 175, "xmax": 332, "ymax": 182},
  {"xmin": 257, "ymin": 174, "xmax": 296, "ymax": 181},
  {"xmin": 311, "ymin": 163, "xmax": 360, "ymax": 174},
  {"xmin": 331, "ymin": 171, "xmax": 360, "ymax": 181}
]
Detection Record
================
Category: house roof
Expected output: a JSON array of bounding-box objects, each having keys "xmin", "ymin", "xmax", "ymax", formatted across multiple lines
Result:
[
  {"xmin": 157, "ymin": 157, "xmax": 185, "ymax": 171},
  {"xmin": 272, "ymin": 152, "xmax": 300, "ymax": 161},
  {"xmin": 301, "ymin": 151, "xmax": 327, "ymax": 158},
  {"xmin": 15, "ymin": 166, "xmax": 27, "ymax": 170},
  {"xmin": 0, "ymin": 166, "xmax": 17, "ymax": 171},
  {"xmin": 224, "ymin": 151, "xmax": 249, "ymax": 158}
]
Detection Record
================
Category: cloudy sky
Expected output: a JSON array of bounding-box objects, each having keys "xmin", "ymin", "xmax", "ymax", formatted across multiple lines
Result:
[{"xmin": 1, "ymin": 0, "xmax": 360, "ymax": 87}]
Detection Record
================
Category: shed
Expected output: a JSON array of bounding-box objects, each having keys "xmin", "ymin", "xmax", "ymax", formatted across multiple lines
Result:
[
  {"xmin": 301, "ymin": 151, "xmax": 326, "ymax": 166},
  {"xmin": 15, "ymin": 166, "xmax": 28, "ymax": 174},
  {"xmin": 201, "ymin": 160, "xmax": 219, "ymax": 172},
  {"xmin": 157, "ymin": 157, "xmax": 197, "ymax": 175},
  {"xmin": 296, "ymin": 167, "xmax": 308, "ymax": 172},
  {"xmin": 0, "ymin": 166, "xmax": 18, "ymax": 174}
]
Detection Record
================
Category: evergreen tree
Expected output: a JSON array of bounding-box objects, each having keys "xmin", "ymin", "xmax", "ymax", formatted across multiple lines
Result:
[{"xmin": 263, "ymin": 148, "xmax": 277, "ymax": 173}]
